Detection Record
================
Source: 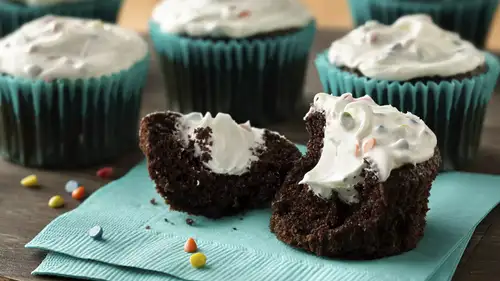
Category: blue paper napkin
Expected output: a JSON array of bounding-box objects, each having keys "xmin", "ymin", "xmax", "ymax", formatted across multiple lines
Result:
[{"xmin": 26, "ymin": 145, "xmax": 500, "ymax": 281}]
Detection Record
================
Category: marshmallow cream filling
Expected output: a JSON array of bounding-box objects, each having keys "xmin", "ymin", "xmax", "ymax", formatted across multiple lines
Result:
[
  {"xmin": 300, "ymin": 93, "xmax": 437, "ymax": 204},
  {"xmin": 178, "ymin": 112, "xmax": 265, "ymax": 175}
]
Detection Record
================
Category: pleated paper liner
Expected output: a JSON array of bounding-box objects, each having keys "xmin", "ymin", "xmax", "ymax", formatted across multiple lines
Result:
[
  {"xmin": 347, "ymin": 0, "xmax": 499, "ymax": 48},
  {"xmin": 149, "ymin": 21, "xmax": 316, "ymax": 126},
  {"xmin": 315, "ymin": 51, "xmax": 500, "ymax": 171},
  {"xmin": 0, "ymin": 55, "xmax": 149, "ymax": 168},
  {"xmin": 0, "ymin": 0, "xmax": 123, "ymax": 37}
]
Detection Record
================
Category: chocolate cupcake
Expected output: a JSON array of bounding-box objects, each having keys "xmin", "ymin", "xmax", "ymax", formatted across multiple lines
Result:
[
  {"xmin": 0, "ymin": 0, "xmax": 123, "ymax": 37},
  {"xmin": 149, "ymin": 0, "xmax": 316, "ymax": 126},
  {"xmin": 270, "ymin": 93, "xmax": 441, "ymax": 259},
  {"xmin": 0, "ymin": 16, "xmax": 149, "ymax": 168},
  {"xmin": 139, "ymin": 111, "xmax": 301, "ymax": 219},
  {"xmin": 315, "ymin": 15, "xmax": 500, "ymax": 170}
]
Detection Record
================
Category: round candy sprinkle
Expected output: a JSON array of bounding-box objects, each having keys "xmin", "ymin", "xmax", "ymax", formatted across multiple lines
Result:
[
  {"xmin": 65, "ymin": 180, "xmax": 79, "ymax": 193},
  {"xmin": 88, "ymin": 226, "xmax": 103, "ymax": 240},
  {"xmin": 24, "ymin": 64, "xmax": 42, "ymax": 77},
  {"xmin": 363, "ymin": 138, "xmax": 377, "ymax": 153},
  {"xmin": 184, "ymin": 238, "xmax": 198, "ymax": 253},
  {"xmin": 21, "ymin": 174, "xmax": 38, "ymax": 187},
  {"xmin": 72, "ymin": 186, "xmax": 86, "ymax": 200},
  {"xmin": 368, "ymin": 32, "xmax": 378, "ymax": 44},
  {"xmin": 97, "ymin": 167, "xmax": 113, "ymax": 179},
  {"xmin": 190, "ymin": 253, "xmax": 207, "ymax": 268},
  {"xmin": 238, "ymin": 10, "xmax": 251, "ymax": 18},
  {"xmin": 48, "ymin": 195, "xmax": 64, "ymax": 208},
  {"xmin": 340, "ymin": 112, "xmax": 355, "ymax": 130},
  {"xmin": 375, "ymin": 125, "xmax": 386, "ymax": 133}
]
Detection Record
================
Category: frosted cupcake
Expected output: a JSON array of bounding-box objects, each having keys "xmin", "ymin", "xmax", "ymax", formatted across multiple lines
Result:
[
  {"xmin": 315, "ymin": 15, "xmax": 500, "ymax": 170},
  {"xmin": 0, "ymin": 15, "xmax": 149, "ymax": 168},
  {"xmin": 149, "ymin": 0, "xmax": 316, "ymax": 126},
  {"xmin": 271, "ymin": 93, "xmax": 441, "ymax": 259},
  {"xmin": 347, "ymin": 0, "xmax": 499, "ymax": 48},
  {"xmin": 0, "ymin": 0, "xmax": 123, "ymax": 37}
]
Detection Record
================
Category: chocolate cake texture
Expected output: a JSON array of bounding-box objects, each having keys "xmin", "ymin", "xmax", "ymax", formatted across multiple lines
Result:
[{"xmin": 139, "ymin": 111, "xmax": 301, "ymax": 219}]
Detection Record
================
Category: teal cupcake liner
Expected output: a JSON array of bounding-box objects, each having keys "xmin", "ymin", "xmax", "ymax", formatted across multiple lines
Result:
[
  {"xmin": 0, "ymin": 0, "xmax": 123, "ymax": 37},
  {"xmin": 315, "ymin": 51, "xmax": 500, "ymax": 171},
  {"xmin": 347, "ymin": 0, "xmax": 499, "ymax": 48},
  {"xmin": 149, "ymin": 20, "xmax": 316, "ymax": 126},
  {"xmin": 0, "ymin": 54, "xmax": 150, "ymax": 168}
]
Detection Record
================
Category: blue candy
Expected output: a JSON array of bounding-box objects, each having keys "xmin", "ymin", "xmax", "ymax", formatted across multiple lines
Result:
[
  {"xmin": 65, "ymin": 180, "xmax": 79, "ymax": 193},
  {"xmin": 88, "ymin": 226, "xmax": 103, "ymax": 240}
]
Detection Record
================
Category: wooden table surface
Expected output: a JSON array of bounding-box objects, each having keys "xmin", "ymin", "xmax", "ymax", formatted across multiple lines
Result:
[{"xmin": 1, "ymin": 29, "xmax": 500, "ymax": 281}]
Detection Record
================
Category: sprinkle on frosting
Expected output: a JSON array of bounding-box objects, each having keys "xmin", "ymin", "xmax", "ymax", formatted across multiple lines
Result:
[
  {"xmin": 0, "ymin": 15, "xmax": 148, "ymax": 80},
  {"xmin": 328, "ymin": 14, "xmax": 485, "ymax": 81},
  {"xmin": 300, "ymin": 93, "xmax": 437, "ymax": 203},
  {"xmin": 178, "ymin": 112, "xmax": 266, "ymax": 175},
  {"xmin": 151, "ymin": 0, "xmax": 313, "ymax": 38}
]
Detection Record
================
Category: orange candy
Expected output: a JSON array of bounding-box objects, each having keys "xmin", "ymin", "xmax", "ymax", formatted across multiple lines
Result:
[
  {"xmin": 184, "ymin": 237, "xmax": 198, "ymax": 253},
  {"xmin": 72, "ymin": 186, "xmax": 85, "ymax": 200},
  {"xmin": 363, "ymin": 138, "xmax": 377, "ymax": 153}
]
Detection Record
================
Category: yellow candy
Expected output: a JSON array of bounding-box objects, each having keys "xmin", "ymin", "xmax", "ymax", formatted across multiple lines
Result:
[
  {"xmin": 189, "ymin": 252, "xmax": 206, "ymax": 268},
  {"xmin": 48, "ymin": 195, "xmax": 64, "ymax": 208},
  {"xmin": 21, "ymin": 175, "xmax": 38, "ymax": 187}
]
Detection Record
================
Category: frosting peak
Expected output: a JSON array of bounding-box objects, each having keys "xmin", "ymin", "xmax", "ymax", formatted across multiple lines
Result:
[
  {"xmin": 179, "ymin": 112, "xmax": 265, "ymax": 175},
  {"xmin": 300, "ymin": 93, "xmax": 437, "ymax": 203},
  {"xmin": 0, "ymin": 16, "xmax": 148, "ymax": 80},
  {"xmin": 152, "ymin": 0, "xmax": 313, "ymax": 38},
  {"xmin": 328, "ymin": 14, "xmax": 485, "ymax": 81}
]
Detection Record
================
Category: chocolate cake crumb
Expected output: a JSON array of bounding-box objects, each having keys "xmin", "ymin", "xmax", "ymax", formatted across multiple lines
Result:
[
  {"xmin": 270, "ymin": 110, "xmax": 441, "ymax": 259},
  {"xmin": 232, "ymin": 227, "xmax": 237, "ymax": 231},
  {"xmin": 139, "ymin": 111, "xmax": 301, "ymax": 219},
  {"xmin": 150, "ymin": 198, "xmax": 157, "ymax": 205},
  {"xmin": 164, "ymin": 218, "xmax": 175, "ymax": 225},
  {"xmin": 194, "ymin": 127, "xmax": 213, "ymax": 163},
  {"xmin": 145, "ymin": 225, "xmax": 151, "ymax": 230},
  {"xmin": 186, "ymin": 218, "xmax": 194, "ymax": 226}
]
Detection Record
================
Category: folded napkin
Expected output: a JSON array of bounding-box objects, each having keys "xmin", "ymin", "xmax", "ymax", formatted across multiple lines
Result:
[{"xmin": 27, "ymin": 145, "xmax": 500, "ymax": 281}]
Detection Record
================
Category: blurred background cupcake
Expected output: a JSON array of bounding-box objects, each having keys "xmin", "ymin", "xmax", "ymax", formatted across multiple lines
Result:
[
  {"xmin": 315, "ymin": 15, "xmax": 500, "ymax": 170},
  {"xmin": 347, "ymin": 0, "xmax": 499, "ymax": 48},
  {"xmin": 0, "ymin": 15, "xmax": 149, "ymax": 168},
  {"xmin": 0, "ymin": 0, "xmax": 123, "ymax": 37},
  {"xmin": 149, "ymin": 0, "xmax": 316, "ymax": 126}
]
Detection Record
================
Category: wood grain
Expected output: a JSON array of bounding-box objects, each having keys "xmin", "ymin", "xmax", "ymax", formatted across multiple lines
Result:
[{"xmin": 0, "ymin": 30, "xmax": 499, "ymax": 281}]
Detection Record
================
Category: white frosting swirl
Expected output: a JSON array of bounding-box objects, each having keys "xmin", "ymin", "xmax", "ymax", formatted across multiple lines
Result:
[
  {"xmin": 179, "ymin": 112, "xmax": 265, "ymax": 175},
  {"xmin": 11, "ymin": 0, "xmax": 82, "ymax": 6},
  {"xmin": 328, "ymin": 14, "xmax": 485, "ymax": 81},
  {"xmin": 151, "ymin": 0, "xmax": 313, "ymax": 38},
  {"xmin": 0, "ymin": 16, "xmax": 148, "ymax": 80},
  {"xmin": 300, "ymin": 93, "xmax": 437, "ymax": 203}
]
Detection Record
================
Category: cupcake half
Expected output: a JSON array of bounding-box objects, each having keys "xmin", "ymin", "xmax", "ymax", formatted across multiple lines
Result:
[
  {"xmin": 0, "ymin": 0, "xmax": 123, "ymax": 37},
  {"xmin": 315, "ymin": 15, "xmax": 500, "ymax": 170},
  {"xmin": 139, "ymin": 111, "xmax": 301, "ymax": 219},
  {"xmin": 270, "ymin": 93, "xmax": 441, "ymax": 259},
  {"xmin": 149, "ymin": 0, "xmax": 316, "ymax": 126},
  {"xmin": 0, "ymin": 15, "xmax": 149, "ymax": 168}
]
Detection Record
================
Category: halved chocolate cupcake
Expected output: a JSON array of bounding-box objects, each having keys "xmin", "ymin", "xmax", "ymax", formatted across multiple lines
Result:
[
  {"xmin": 270, "ymin": 93, "xmax": 441, "ymax": 259},
  {"xmin": 139, "ymin": 111, "xmax": 301, "ymax": 219}
]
